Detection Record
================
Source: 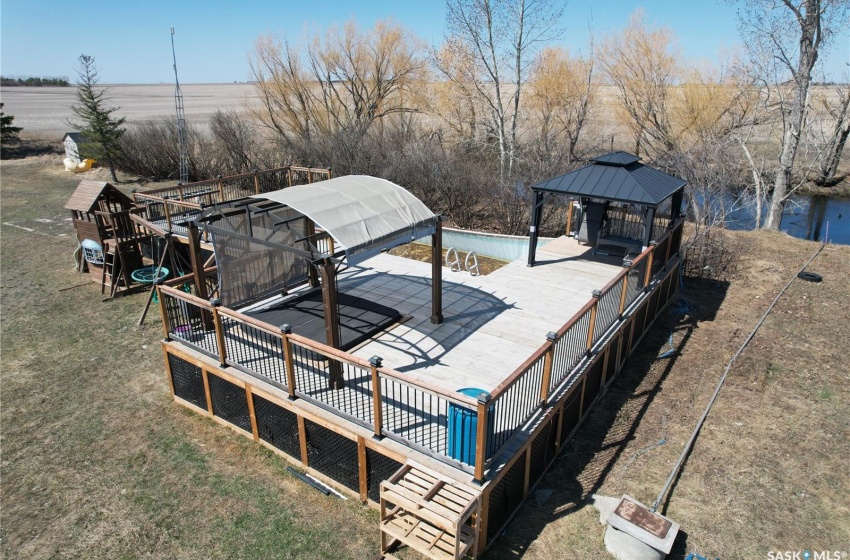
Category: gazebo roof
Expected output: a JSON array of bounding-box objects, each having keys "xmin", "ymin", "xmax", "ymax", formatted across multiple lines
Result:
[{"xmin": 530, "ymin": 152, "xmax": 686, "ymax": 207}]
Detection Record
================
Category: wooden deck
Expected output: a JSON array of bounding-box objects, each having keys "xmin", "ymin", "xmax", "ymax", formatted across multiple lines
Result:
[{"xmin": 341, "ymin": 236, "xmax": 625, "ymax": 393}]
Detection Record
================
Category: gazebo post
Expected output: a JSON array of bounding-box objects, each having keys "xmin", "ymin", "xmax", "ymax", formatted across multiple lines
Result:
[
  {"xmin": 670, "ymin": 188, "xmax": 684, "ymax": 226},
  {"xmin": 527, "ymin": 190, "xmax": 544, "ymax": 267},
  {"xmin": 306, "ymin": 217, "xmax": 320, "ymax": 288},
  {"xmin": 431, "ymin": 216, "xmax": 443, "ymax": 324},
  {"xmin": 320, "ymin": 258, "xmax": 344, "ymax": 389},
  {"xmin": 643, "ymin": 206, "xmax": 656, "ymax": 249}
]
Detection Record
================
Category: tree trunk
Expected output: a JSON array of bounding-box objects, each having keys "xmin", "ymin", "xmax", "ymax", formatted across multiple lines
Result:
[
  {"xmin": 815, "ymin": 88, "xmax": 850, "ymax": 186},
  {"xmin": 764, "ymin": 0, "xmax": 821, "ymax": 230}
]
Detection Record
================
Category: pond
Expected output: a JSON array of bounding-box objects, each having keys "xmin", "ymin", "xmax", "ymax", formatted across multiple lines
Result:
[{"xmin": 723, "ymin": 194, "xmax": 850, "ymax": 245}]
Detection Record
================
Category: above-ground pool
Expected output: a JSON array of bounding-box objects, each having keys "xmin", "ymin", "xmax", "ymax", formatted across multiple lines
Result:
[{"xmin": 440, "ymin": 227, "xmax": 554, "ymax": 262}]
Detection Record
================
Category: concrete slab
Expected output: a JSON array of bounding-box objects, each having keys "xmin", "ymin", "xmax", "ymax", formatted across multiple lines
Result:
[{"xmin": 604, "ymin": 525, "xmax": 666, "ymax": 560}]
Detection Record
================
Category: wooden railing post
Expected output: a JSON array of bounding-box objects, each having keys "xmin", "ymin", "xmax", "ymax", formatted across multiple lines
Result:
[
  {"xmin": 253, "ymin": 168, "xmax": 261, "ymax": 195},
  {"xmin": 565, "ymin": 200, "xmax": 574, "ymax": 237},
  {"xmin": 644, "ymin": 243, "xmax": 655, "ymax": 290},
  {"xmin": 216, "ymin": 175, "xmax": 223, "ymax": 200},
  {"xmin": 586, "ymin": 290, "xmax": 601, "ymax": 353},
  {"xmin": 473, "ymin": 391, "xmax": 492, "ymax": 485},
  {"xmin": 540, "ymin": 332, "xmax": 557, "ymax": 407},
  {"xmin": 619, "ymin": 270, "xmax": 630, "ymax": 317},
  {"xmin": 369, "ymin": 356, "xmax": 384, "ymax": 440},
  {"xmin": 157, "ymin": 283, "xmax": 170, "ymax": 338},
  {"xmin": 210, "ymin": 298, "xmax": 227, "ymax": 367},
  {"xmin": 286, "ymin": 167, "xmax": 293, "ymax": 187},
  {"xmin": 281, "ymin": 324, "xmax": 297, "ymax": 399},
  {"xmin": 163, "ymin": 201, "xmax": 173, "ymax": 232}
]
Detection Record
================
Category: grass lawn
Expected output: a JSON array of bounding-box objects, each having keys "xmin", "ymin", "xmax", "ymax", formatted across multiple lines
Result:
[
  {"xmin": 0, "ymin": 157, "xmax": 379, "ymax": 559},
  {"xmin": 2, "ymin": 156, "xmax": 848, "ymax": 559}
]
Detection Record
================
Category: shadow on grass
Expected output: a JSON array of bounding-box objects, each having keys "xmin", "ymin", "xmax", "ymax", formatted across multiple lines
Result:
[
  {"xmin": 485, "ymin": 277, "xmax": 730, "ymax": 559},
  {"xmin": 1, "ymin": 139, "xmax": 63, "ymax": 159}
]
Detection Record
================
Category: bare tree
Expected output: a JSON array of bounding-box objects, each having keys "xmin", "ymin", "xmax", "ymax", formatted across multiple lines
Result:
[
  {"xmin": 435, "ymin": 0, "xmax": 565, "ymax": 181},
  {"xmin": 737, "ymin": 0, "xmax": 848, "ymax": 229},
  {"xmin": 812, "ymin": 80, "xmax": 850, "ymax": 185},
  {"xmin": 250, "ymin": 20, "xmax": 426, "ymax": 154},
  {"xmin": 527, "ymin": 46, "xmax": 595, "ymax": 167},
  {"xmin": 598, "ymin": 11, "xmax": 679, "ymax": 157}
]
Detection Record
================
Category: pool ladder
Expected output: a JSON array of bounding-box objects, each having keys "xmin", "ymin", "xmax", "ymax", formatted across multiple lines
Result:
[{"xmin": 445, "ymin": 247, "xmax": 480, "ymax": 276}]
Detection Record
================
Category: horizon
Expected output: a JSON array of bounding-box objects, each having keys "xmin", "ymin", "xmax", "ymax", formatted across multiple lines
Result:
[{"xmin": 2, "ymin": 0, "xmax": 848, "ymax": 85}]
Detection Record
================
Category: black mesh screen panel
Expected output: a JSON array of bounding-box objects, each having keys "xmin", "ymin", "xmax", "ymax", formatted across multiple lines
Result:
[
  {"xmin": 168, "ymin": 353, "xmax": 207, "ymax": 409},
  {"xmin": 208, "ymin": 375, "xmax": 251, "ymax": 432},
  {"xmin": 253, "ymin": 394, "xmax": 301, "ymax": 460},
  {"xmin": 303, "ymin": 419, "xmax": 360, "ymax": 492},
  {"xmin": 367, "ymin": 449, "xmax": 404, "ymax": 503}
]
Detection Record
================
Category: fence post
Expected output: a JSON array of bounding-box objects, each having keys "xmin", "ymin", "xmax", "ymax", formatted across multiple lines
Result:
[
  {"xmin": 473, "ymin": 391, "xmax": 492, "ymax": 485},
  {"xmin": 281, "ymin": 324, "xmax": 297, "ymax": 399},
  {"xmin": 163, "ymin": 200, "xmax": 173, "ymax": 232},
  {"xmin": 253, "ymin": 168, "xmax": 261, "ymax": 195},
  {"xmin": 369, "ymin": 356, "xmax": 383, "ymax": 440},
  {"xmin": 157, "ymin": 282, "xmax": 170, "ymax": 339},
  {"xmin": 644, "ymin": 243, "xmax": 655, "ymax": 290},
  {"xmin": 210, "ymin": 298, "xmax": 227, "ymax": 367},
  {"xmin": 586, "ymin": 290, "xmax": 601, "ymax": 353},
  {"xmin": 540, "ymin": 332, "xmax": 557, "ymax": 407}
]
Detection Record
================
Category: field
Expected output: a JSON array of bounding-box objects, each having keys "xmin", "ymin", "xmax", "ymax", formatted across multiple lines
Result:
[
  {"xmin": 1, "ymin": 157, "xmax": 849, "ymax": 559},
  {"xmin": 1, "ymin": 84, "xmax": 256, "ymax": 137}
]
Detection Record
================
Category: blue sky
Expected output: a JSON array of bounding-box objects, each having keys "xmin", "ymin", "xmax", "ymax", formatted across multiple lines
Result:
[{"xmin": 1, "ymin": 0, "xmax": 847, "ymax": 84}]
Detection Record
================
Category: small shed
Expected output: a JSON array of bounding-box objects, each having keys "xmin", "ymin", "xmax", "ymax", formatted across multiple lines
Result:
[
  {"xmin": 527, "ymin": 152, "xmax": 686, "ymax": 266},
  {"xmin": 63, "ymin": 132, "xmax": 91, "ymax": 163}
]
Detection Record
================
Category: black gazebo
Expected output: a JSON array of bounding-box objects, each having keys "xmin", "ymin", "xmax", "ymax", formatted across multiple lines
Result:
[{"xmin": 527, "ymin": 152, "xmax": 686, "ymax": 266}]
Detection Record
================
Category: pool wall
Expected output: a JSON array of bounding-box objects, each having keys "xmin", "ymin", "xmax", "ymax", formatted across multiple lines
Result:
[{"xmin": 440, "ymin": 227, "xmax": 555, "ymax": 262}]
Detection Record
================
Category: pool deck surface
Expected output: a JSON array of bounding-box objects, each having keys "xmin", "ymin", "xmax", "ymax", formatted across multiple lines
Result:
[{"xmin": 334, "ymin": 235, "xmax": 625, "ymax": 393}]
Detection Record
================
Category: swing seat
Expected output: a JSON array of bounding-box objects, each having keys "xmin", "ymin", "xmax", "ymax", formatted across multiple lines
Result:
[{"xmin": 131, "ymin": 266, "xmax": 170, "ymax": 284}]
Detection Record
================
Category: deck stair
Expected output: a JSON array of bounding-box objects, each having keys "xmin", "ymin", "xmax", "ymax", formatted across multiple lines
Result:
[{"xmin": 380, "ymin": 461, "xmax": 481, "ymax": 560}]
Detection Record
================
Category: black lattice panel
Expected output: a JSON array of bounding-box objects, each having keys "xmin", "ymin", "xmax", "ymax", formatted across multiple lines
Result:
[
  {"xmin": 583, "ymin": 358, "xmax": 604, "ymax": 407},
  {"xmin": 546, "ymin": 410, "xmax": 560, "ymax": 465},
  {"xmin": 487, "ymin": 450, "xmax": 526, "ymax": 541},
  {"xmin": 632, "ymin": 302, "xmax": 648, "ymax": 347},
  {"xmin": 366, "ymin": 448, "xmax": 404, "ymax": 503},
  {"xmin": 168, "ymin": 353, "xmax": 207, "ymax": 409},
  {"xmin": 303, "ymin": 419, "xmax": 360, "ymax": 492},
  {"xmin": 605, "ymin": 335, "xmax": 620, "ymax": 385},
  {"xmin": 528, "ymin": 422, "xmax": 551, "ymax": 489},
  {"xmin": 208, "ymin": 375, "xmax": 251, "ymax": 432},
  {"xmin": 253, "ymin": 394, "xmax": 301, "ymax": 460},
  {"xmin": 560, "ymin": 389, "xmax": 582, "ymax": 445}
]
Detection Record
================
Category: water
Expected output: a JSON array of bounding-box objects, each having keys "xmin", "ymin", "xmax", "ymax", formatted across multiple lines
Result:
[
  {"xmin": 441, "ymin": 228, "xmax": 553, "ymax": 262},
  {"xmin": 723, "ymin": 195, "xmax": 850, "ymax": 245}
]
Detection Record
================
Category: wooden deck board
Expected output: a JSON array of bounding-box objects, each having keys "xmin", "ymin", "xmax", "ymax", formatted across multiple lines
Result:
[{"xmin": 345, "ymin": 236, "xmax": 622, "ymax": 394}]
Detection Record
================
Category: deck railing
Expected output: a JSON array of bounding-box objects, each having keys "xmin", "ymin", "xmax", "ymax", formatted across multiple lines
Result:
[
  {"xmin": 159, "ymin": 217, "xmax": 684, "ymax": 480},
  {"xmin": 133, "ymin": 166, "xmax": 331, "ymax": 236},
  {"xmin": 157, "ymin": 286, "xmax": 479, "ymax": 467},
  {"xmin": 478, "ymin": 218, "xmax": 682, "ymax": 478}
]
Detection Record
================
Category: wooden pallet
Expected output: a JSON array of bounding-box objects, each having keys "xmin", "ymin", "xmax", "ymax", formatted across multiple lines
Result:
[{"xmin": 380, "ymin": 461, "xmax": 481, "ymax": 560}]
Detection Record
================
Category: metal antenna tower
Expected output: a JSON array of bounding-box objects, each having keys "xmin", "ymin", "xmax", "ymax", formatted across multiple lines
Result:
[{"xmin": 170, "ymin": 27, "xmax": 189, "ymax": 184}]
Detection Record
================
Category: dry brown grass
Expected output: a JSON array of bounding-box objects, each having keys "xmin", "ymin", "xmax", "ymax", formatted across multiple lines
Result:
[
  {"xmin": 485, "ymin": 230, "xmax": 850, "ymax": 559},
  {"xmin": 0, "ymin": 157, "xmax": 379, "ymax": 560},
  {"xmin": 2, "ymin": 157, "xmax": 848, "ymax": 559}
]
